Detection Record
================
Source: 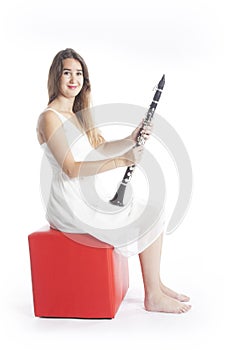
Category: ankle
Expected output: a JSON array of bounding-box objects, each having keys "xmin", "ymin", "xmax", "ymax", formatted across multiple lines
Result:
[{"xmin": 145, "ymin": 288, "xmax": 163, "ymax": 302}]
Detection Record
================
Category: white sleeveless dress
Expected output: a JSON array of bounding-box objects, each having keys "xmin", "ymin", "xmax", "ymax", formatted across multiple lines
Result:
[{"xmin": 41, "ymin": 108, "xmax": 165, "ymax": 256}]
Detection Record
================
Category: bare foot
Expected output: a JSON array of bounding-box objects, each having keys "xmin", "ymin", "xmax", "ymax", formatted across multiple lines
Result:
[
  {"xmin": 160, "ymin": 282, "xmax": 190, "ymax": 302},
  {"xmin": 145, "ymin": 292, "xmax": 191, "ymax": 314}
]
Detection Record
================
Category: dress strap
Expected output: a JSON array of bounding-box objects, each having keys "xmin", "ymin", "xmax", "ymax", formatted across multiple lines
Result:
[{"xmin": 44, "ymin": 107, "xmax": 67, "ymax": 123}]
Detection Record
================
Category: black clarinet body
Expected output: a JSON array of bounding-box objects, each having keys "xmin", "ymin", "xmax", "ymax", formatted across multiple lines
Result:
[{"xmin": 109, "ymin": 74, "xmax": 165, "ymax": 207}]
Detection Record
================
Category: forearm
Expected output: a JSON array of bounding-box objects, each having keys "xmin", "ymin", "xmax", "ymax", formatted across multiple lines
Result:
[
  {"xmin": 66, "ymin": 156, "xmax": 130, "ymax": 178},
  {"xmin": 96, "ymin": 136, "xmax": 135, "ymax": 157}
]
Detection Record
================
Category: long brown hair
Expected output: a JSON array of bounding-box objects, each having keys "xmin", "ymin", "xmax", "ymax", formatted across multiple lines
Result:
[{"xmin": 47, "ymin": 48, "xmax": 104, "ymax": 147}]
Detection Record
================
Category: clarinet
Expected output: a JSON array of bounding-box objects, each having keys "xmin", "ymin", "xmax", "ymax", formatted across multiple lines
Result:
[{"xmin": 109, "ymin": 74, "xmax": 165, "ymax": 207}]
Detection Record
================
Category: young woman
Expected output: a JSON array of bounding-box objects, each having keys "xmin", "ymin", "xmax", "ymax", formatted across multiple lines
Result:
[{"xmin": 37, "ymin": 48, "xmax": 191, "ymax": 313}]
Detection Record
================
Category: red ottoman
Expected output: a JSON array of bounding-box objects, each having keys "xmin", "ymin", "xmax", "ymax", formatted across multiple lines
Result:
[{"xmin": 28, "ymin": 227, "xmax": 129, "ymax": 319}]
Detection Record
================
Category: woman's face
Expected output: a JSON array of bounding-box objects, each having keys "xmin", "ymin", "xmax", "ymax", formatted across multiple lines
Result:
[{"xmin": 59, "ymin": 58, "xmax": 84, "ymax": 99}]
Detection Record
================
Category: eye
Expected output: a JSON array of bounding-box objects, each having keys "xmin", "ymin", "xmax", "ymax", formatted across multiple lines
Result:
[
  {"xmin": 63, "ymin": 71, "xmax": 70, "ymax": 76},
  {"xmin": 77, "ymin": 71, "xmax": 83, "ymax": 76}
]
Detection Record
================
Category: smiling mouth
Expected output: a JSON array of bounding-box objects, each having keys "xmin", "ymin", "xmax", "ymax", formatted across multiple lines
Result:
[{"xmin": 68, "ymin": 85, "xmax": 78, "ymax": 89}]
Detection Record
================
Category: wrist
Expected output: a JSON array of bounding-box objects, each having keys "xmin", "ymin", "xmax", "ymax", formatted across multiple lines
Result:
[
  {"xmin": 115, "ymin": 156, "xmax": 128, "ymax": 168},
  {"xmin": 125, "ymin": 134, "xmax": 133, "ymax": 143}
]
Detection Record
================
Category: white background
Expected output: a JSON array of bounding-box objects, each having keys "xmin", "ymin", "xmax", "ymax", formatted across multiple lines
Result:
[{"xmin": 0, "ymin": 0, "xmax": 231, "ymax": 349}]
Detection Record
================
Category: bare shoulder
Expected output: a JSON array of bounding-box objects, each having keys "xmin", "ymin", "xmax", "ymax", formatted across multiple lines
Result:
[
  {"xmin": 38, "ymin": 109, "xmax": 62, "ymax": 129},
  {"xmin": 37, "ymin": 110, "xmax": 63, "ymax": 144}
]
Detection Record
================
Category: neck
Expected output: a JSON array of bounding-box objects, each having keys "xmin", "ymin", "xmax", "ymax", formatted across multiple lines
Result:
[{"xmin": 50, "ymin": 95, "xmax": 75, "ymax": 113}]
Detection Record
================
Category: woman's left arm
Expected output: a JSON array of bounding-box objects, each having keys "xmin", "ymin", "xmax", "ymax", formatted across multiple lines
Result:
[{"xmin": 96, "ymin": 121, "xmax": 152, "ymax": 157}]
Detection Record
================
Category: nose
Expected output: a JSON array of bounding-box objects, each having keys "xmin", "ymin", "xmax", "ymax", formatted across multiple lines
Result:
[{"xmin": 70, "ymin": 73, "xmax": 77, "ymax": 83}]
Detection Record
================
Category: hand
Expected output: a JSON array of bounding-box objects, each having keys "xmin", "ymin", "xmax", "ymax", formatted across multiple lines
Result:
[
  {"xmin": 122, "ymin": 145, "xmax": 144, "ymax": 166},
  {"xmin": 128, "ymin": 120, "xmax": 153, "ymax": 143}
]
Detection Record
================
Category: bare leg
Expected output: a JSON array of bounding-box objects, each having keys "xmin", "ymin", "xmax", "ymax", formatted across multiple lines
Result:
[
  {"xmin": 139, "ymin": 233, "xmax": 191, "ymax": 313},
  {"xmin": 158, "ymin": 234, "xmax": 190, "ymax": 302}
]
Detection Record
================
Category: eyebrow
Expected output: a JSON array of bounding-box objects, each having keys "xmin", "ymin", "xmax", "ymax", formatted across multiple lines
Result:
[{"xmin": 63, "ymin": 68, "xmax": 83, "ymax": 71}]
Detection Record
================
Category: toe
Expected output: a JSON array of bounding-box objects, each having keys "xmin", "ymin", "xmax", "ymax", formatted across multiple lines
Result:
[
  {"xmin": 179, "ymin": 304, "xmax": 191, "ymax": 313},
  {"xmin": 177, "ymin": 294, "xmax": 190, "ymax": 302},
  {"xmin": 184, "ymin": 304, "xmax": 191, "ymax": 312}
]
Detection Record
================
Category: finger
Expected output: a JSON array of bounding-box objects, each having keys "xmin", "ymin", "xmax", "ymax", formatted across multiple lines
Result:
[
  {"xmin": 142, "ymin": 129, "xmax": 151, "ymax": 135},
  {"xmin": 142, "ymin": 126, "xmax": 152, "ymax": 133},
  {"xmin": 137, "ymin": 145, "xmax": 144, "ymax": 151}
]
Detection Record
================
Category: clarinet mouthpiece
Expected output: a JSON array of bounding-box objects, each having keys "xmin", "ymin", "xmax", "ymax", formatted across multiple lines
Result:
[{"xmin": 158, "ymin": 74, "xmax": 165, "ymax": 89}]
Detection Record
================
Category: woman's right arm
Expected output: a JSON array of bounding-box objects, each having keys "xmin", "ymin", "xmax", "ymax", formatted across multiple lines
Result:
[{"xmin": 38, "ymin": 111, "xmax": 143, "ymax": 179}]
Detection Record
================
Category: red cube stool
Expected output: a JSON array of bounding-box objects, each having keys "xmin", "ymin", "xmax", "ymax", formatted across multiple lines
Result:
[{"xmin": 28, "ymin": 227, "xmax": 129, "ymax": 319}]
